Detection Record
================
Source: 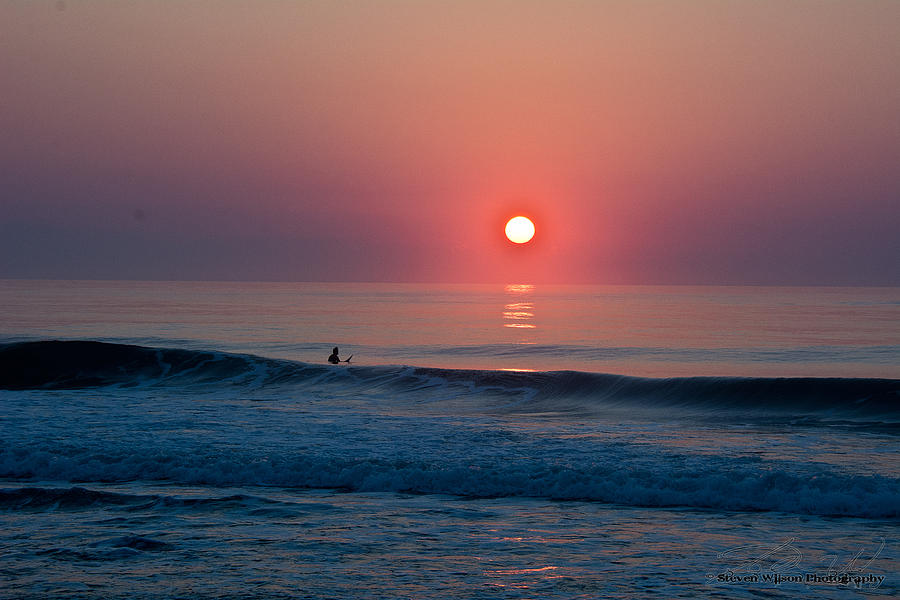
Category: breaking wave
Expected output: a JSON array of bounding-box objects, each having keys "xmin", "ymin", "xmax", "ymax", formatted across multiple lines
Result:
[
  {"xmin": 0, "ymin": 454, "xmax": 896, "ymax": 518},
  {"xmin": 2, "ymin": 340, "xmax": 897, "ymax": 419},
  {"xmin": 2, "ymin": 341, "xmax": 898, "ymax": 518}
]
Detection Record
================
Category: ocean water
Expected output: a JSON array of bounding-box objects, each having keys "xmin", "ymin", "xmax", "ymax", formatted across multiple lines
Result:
[{"xmin": 0, "ymin": 280, "xmax": 898, "ymax": 599}]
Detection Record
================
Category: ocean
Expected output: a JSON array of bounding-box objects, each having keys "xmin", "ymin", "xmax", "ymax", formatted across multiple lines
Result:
[{"xmin": 0, "ymin": 280, "xmax": 897, "ymax": 599}]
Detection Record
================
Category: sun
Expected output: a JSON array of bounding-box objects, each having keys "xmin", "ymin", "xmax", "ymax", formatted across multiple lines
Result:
[{"xmin": 505, "ymin": 216, "xmax": 535, "ymax": 244}]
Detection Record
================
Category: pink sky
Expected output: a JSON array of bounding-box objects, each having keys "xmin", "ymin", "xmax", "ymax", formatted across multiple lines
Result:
[{"xmin": 1, "ymin": 1, "xmax": 898, "ymax": 284}]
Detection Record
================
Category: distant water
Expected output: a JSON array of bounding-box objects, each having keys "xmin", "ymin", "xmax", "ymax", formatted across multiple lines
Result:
[
  {"xmin": 0, "ymin": 281, "xmax": 898, "ymax": 599},
  {"xmin": 2, "ymin": 280, "xmax": 898, "ymax": 377}
]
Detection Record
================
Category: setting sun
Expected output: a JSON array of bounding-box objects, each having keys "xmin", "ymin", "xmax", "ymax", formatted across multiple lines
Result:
[{"xmin": 505, "ymin": 216, "xmax": 535, "ymax": 244}]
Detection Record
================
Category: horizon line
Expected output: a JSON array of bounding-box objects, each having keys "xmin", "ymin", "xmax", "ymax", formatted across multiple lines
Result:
[{"xmin": 1, "ymin": 277, "xmax": 898, "ymax": 289}]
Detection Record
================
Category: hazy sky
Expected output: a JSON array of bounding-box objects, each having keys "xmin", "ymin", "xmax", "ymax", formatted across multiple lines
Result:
[{"xmin": 2, "ymin": 1, "xmax": 898, "ymax": 284}]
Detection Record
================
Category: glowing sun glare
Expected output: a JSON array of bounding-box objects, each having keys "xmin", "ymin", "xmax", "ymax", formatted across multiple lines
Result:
[{"xmin": 505, "ymin": 216, "xmax": 535, "ymax": 244}]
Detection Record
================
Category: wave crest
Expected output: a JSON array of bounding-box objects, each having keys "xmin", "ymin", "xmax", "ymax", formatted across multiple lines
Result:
[{"xmin": 2, "ymin": 340, "xmax": 897, "ymax": 418}]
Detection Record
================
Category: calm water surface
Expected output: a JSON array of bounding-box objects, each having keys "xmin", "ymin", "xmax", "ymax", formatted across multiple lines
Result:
[{"xmin": 1, "ymin": 280, "xmax": 897, "ymax": 377}]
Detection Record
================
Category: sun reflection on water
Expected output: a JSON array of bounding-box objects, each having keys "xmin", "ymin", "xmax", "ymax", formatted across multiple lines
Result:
[{"xmin": 503, "ymin": 284, "xmax": 536, "ymax": 330}]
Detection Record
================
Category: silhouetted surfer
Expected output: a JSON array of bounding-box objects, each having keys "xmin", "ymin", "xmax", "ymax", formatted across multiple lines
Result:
[{"xmin": 328, "ymin": 347, "xmax": 352, "ymax": 364}]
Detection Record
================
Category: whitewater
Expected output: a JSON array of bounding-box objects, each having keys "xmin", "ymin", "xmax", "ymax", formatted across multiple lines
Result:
[{"xmin": 1, "ymin": 281, "xmax": 898, "ymax": 598}]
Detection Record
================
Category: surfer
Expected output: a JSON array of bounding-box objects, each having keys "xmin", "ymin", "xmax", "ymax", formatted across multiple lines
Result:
[{"xmin": 328, "ymin": 347, "xmax": 352, "ymax": 364}]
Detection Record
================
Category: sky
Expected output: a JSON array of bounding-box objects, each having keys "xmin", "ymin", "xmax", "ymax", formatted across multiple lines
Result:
[{"xmin": 1, "ymin": 1, "xmax": 898, "ymax": 285}]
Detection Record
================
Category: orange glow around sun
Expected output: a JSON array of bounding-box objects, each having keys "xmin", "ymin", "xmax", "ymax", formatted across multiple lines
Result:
[{"xmin": 505, "ymin": 216, "xmax": 535, "ymax": 244}]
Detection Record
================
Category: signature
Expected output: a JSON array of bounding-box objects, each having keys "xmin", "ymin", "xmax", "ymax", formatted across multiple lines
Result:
[
  {"xmin": 716, "ymin": 537, "xmax": 803, "ymax": 573},
  {"xmin": 706, "ymin": 537, "xmax": 886, "ymax": 589}
]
